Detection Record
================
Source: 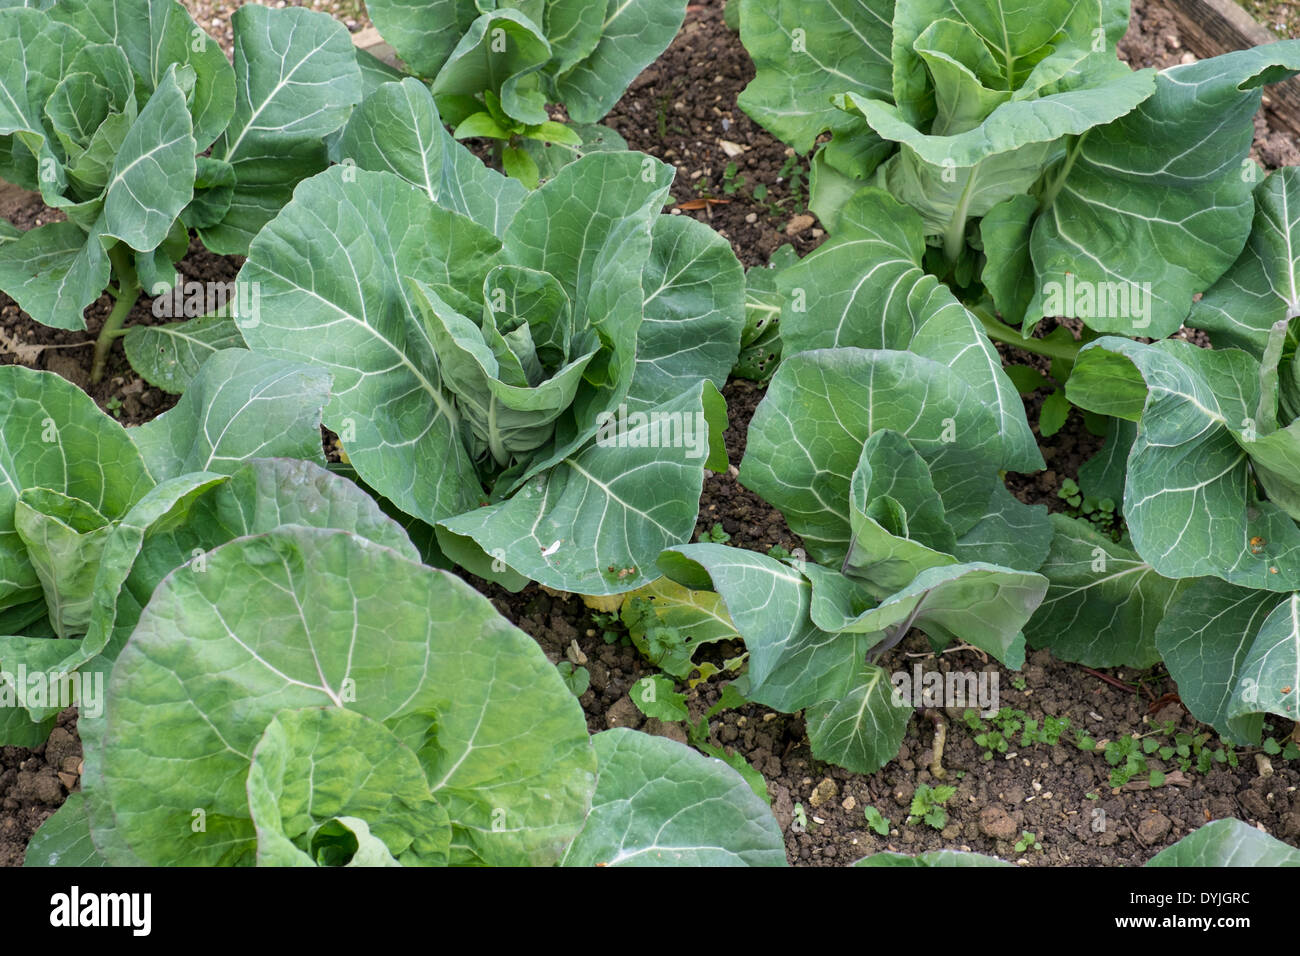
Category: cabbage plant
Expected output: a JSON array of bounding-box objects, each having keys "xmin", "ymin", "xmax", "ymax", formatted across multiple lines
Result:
[
  {"xmin": 0, "ymin": 352, "xmax": 335, "ymax": 745},
  {"xmin": 22, "ymin": 525, "xmax": 787, "ymax": 867},
  {"xmin": 0, "ymin": 0, "xmax": 362, "ymax": 381},
  {"xmin": 362, "ymin": 0, "xmax": 687, "ymax": 185},
  {"xmin": 239, "ymin": 143, "xmax": 744, "ymax": 595},
  {"xmin": 737, "ymin": 0, "xmax": 1300, "ymax": 341},
  {"xmin": 1029, "ymin": 167, "xmax": 1300, "ymax": 746},
  {"xmin": 659, "ymin": 345, "xmax": 1050, "ymax": 773}
]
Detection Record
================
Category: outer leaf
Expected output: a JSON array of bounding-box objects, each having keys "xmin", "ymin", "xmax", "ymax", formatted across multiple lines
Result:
[
  {"xmin": 201, "ymin": 5, "xmax": 363, "ymax": 254},
  {"xmin": 560, "ymin": 728, "xmax": 786, "ymax": 866},
  {"xmin": 23, "ymin": 793, "xmax": 109, "ymax": 867},
  {"xmin": 239, "ymin": 166, "xmax": 495, "ymax": 524},
  {"xmin": 93, "ymin": 526, "xmax": 596, "ymax": 866},
  {"xmin": 1027, "ymin": 44, "xmax": 1300, "ymax": 338},
  {"xmin": 1226, "ymin": 593, "xmax": 1300, "ymax": 735},
  {"xmin": 630, "ymin": 213, "xmax": 745, "ymax": 410},
  {"xmin": 951, "ymin": 483, "xmax": 1052, "ymax": 572},
  {"xmin": 1189, "ymin": 167, "xmax": 1300, "ymax": 353},
  {"xmin": 1068, "ymin": 338, "xmax": 1300, "ymax": 590},
  {"xmin": 554, "ymin": 0, "xmax": 688, "ymax": 124},
  {"xmin": 803, "ymin": 659, "xmax": 913, "ymax": 773},
  {"xmin": 129, "ymin": 350, "xmax": 329, "ymax": 482},
  {"xmin": 803, "ymin": 561, "xmax": 1042, "ymax": 667},
  {"xmin": 0, "ymin": 221, "xmax": 107, "ymax": 332},
  {"xmin": 436, "ymin": 380, "xmax": 726, "ymax": 594},
  {"xmin": 84, "ymin": 459, "xmax": 419, "ymax": 672},
  {"xmin": 1077, "ymin": 416, "xmax": 1134, "ymax": 503},
  {"xmin": 0, "ymin": 633, "xmax": 75, "ymax": 737},
  {"xmin": 337, "ymin": 77, "xmax": 526, "ymax": 238},
  {"xmin": 1145, "ymin": 818, "xmax": 1300, "ymax": 866},
  {"xmin": 363, "ymin": 0, "xmax": 482, "ymax": 77},
  {"xmin": 122, "ymin": 313, "xmax": 247, "ymax": 394},
  {"xmin": 1156, "ymin": 579, "xmax": 1286, "ymax": 744},
  {"xmin": 777, "ymin": 189, "xmax": 1041, "ymax": 471},
  {"xmin": 736, "ymin": 0, "xmax": 894, "ymax": 154},
  {"xmin": 1026, "ymin": 514, "xmax": 1193, "ymax": 668}
]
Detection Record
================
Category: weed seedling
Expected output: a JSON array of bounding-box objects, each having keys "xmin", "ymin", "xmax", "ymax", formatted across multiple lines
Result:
[
  {"xmin": 555, "ymin": 661, "xmax": 589, "ymax": 697},
  {"xmin": 699, "ymin": 522, "xmax": 731, "ymax": 544},
  {"xmin": 1015, "ymin": 831, "xmax": 1041, "ymax": 853},
  {"xmin": 907, "ymin": 783, "xmax": 957, "ymax": 830},
  {"xmin": 864, "ymin": 806, "xmax": 890, "ymax": 836}
]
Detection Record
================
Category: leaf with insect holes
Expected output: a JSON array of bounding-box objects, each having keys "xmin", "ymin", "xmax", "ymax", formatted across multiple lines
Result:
[
  {"xmin": 122, "ymin": 313, "xmax": 247, "ymax": 395},
  {"xmin": 620, "ymin": 577, "xmax": 741, "ymax": 678},
  {"xmin": 630, "ymin": 675, "xmax": 688, "ymax": 722},
  {"xmin": 658, "ymin": 544, "xmax": 911, "ymax": 774}
]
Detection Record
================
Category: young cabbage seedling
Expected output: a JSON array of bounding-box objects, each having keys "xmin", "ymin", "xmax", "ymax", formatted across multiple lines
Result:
[{"xmin": 453, "ymin": 92, "xmax": 584, "ymax": 188}]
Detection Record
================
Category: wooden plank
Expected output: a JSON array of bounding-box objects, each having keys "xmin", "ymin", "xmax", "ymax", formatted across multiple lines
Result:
[
  {"xmin": 352, "ymin": 26, "xmax": 401, "ymax": 68},
  {"xmin": 1164, "ymin": 0, "xmax": 1300, "ymax": 137}
]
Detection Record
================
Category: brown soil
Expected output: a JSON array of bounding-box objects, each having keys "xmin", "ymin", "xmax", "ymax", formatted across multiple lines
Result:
[
  {"xmin": 0, "ymin": 710, "xmax": 80, "ymax": 868},
  {"xmin": 3, "ymin": 0, "xmax": 1299, "ymax": 868},
  {"xmin": 603, "ymin": 3, "xmax": 824, "ymax": 267}
]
